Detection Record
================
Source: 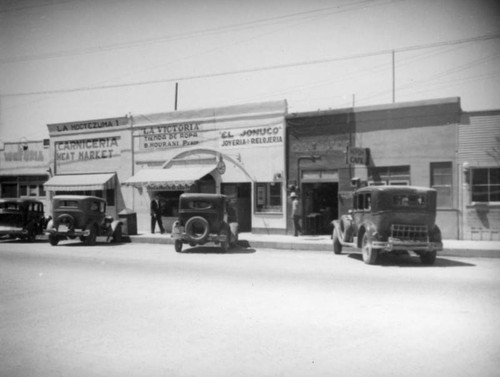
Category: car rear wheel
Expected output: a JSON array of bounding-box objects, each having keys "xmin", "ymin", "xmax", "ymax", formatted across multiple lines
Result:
[
  {"xmin": 420, "ymin": 250, "xmax": 437, "ymax": 265},
  {"xmin": 185, "ymin": 216, "xmax": 210, "ymax": 243},
  {"xmin": 49, "ymin": 234, "xmax": 59, "ymax": 246},
  {"xmin": 361, "ymin": 232, "xmax": 379, "ymax": 265},
  {"xmin": 332, "ymin": 228, "xmax": 342, "ymax": 254},
  {"xmin": 112, "ymin": 225, "xmax": 122, "ymax": 243}
]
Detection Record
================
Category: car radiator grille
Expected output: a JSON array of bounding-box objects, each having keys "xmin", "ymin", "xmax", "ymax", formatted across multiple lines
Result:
[{"xmin": 391, "ymin": 224, "xmax": 428, "ymax": 242}]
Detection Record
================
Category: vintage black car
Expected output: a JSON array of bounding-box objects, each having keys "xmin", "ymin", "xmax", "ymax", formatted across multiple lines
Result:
[
  {"xmin": 171, "ymin": 193, "xmax": 238, "ymax": 252},
  {"xmin": 45, "ymin": 195, "xmax": 123, "ymax": 246},
  {"xmin": 0, "ymin": 198, "xmax": 46, "ymax": 241},
  {"xmin": 332, "ymin": 186, "xmax": 443, "ymax": 265}
]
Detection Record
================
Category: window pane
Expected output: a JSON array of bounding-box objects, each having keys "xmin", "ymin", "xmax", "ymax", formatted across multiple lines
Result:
[
  {"xmin": 490, "ymin": 168, "xmax": 500, "ymax": 185},
  {"xmin": 491, "ymin": 185, "xmax": 500, "ymax": 202},
  {"xmin": 472, "ymin": 169, "xmax": 488, "ymax": 185},
  {"xmin": 255, "ymin": 182, "xmax": 282, "ymax": 213},
  {"xmin": 472, "ymin": 186, "xmax": 489, "ymax": 202}
]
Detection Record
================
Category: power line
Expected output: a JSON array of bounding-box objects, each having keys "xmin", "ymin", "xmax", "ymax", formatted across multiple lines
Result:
[
  {"xmin": 0, "ymin": 0, "xmax": 385, "ymax": 64},
  {"xmin": 2, "ymin": 32, "xmax": 499, "ymax": 98}
]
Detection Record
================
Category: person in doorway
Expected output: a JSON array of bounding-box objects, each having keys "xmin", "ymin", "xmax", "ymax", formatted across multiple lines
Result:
[
  {"xmin": 150, "ymin": 195, "xmax": 165, "ymax": 234},
  {"xmin": 291, "ymin": 192, "xmax": 302, "ymax": 237}
]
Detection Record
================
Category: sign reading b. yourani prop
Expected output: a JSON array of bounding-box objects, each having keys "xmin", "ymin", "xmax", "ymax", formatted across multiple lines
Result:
[{"xmin": 55, "ymin": 137, "xmax": 121, "ymax": 174}]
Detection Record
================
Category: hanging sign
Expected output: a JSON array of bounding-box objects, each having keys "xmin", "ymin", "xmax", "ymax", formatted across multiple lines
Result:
[{"xmin": 347, "ymin": 147, "xmax": 369, "ymax": 165}]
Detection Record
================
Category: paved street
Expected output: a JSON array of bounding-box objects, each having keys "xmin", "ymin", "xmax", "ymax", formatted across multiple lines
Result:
[{"xmin": 1, "ymin": 240, "xmax": 499, "ymax": 377}]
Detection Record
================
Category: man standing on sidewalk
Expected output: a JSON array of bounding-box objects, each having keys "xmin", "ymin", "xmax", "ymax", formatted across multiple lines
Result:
[
  {"xmin": 291, "ymin": 192, "xmax": 302, "ymax": 237},
  {"xmin": 150, "ymin": 195, "xmax": 165, "ymax": 234}
]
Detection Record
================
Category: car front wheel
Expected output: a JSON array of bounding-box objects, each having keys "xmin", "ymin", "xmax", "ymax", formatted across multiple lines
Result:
[
  {"xmin": 84, "ymin": 225, "xmax": 97, "ymax": 246},
  {"xmin": 361, "ymin": 232, "xmax": 379, "ymax": 265},
  {"xmin": 174, "ymin": 240, "xmax": 183, "ymax": 253},
  {"xmin": 332, "ymin": 228, "xmax": 342, "ymax": 254}
]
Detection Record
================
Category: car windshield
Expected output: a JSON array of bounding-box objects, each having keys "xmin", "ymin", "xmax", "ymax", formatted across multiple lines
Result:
[
  {"xmin": 392, "ymin": 194, "xmax": 426, "ymax": 208},
  {"xmin": 0, "ymin": 203, "xmax": 20, "ymax": 210}
]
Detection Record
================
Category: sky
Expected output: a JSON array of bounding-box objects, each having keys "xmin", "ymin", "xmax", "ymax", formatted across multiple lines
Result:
[{"xmin": 1, "ymin": 0, "xmax": 499, "ymax": 142}]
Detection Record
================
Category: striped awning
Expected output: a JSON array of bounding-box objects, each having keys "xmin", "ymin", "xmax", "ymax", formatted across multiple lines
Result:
[
  {"xmin": 123, "ymin": 164, "xmax": 216, "ymax": 190},
  {"xmin": 44, "ymin": 173, "xmax": 116, "ymax": 192}
]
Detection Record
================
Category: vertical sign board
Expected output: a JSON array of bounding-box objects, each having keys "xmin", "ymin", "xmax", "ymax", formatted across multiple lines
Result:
[{"xmin": 347, "ymin": 147, "xmax": 369, "ymax": 165}]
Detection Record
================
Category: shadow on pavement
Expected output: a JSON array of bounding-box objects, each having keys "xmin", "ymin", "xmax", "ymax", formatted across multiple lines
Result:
[
  {"xmin": 347, "ymin": 253, "xmax": 476, "ymax": 267},
  {"xmin": 180, "ymin": 244, "xmax": 256, "ymax": 255}
]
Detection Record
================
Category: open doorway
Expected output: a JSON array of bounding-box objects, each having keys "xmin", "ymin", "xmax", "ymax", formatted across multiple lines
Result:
[
  {"xmin": 301, "ymin": 182, "xmax": 338, "ymax": 235},
  {"xmin": 221, "ymin": 182, "xmax": 252, "ymax": 232}
]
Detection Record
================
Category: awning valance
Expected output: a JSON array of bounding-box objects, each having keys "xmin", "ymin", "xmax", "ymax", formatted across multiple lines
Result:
[
  {"xmin": 123, "ymin": 164, "xmax": 216, "ymax": 190},
  {"xmin": 44, "ymin": 173, "xmax": 116, "ymax": 192}
]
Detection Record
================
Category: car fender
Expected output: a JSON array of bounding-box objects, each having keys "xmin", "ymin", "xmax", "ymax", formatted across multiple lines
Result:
[
  {"xmin": 356, "ymin": 221, "xmax": 378, "ymax": 248},
  {"xmin": 110, "ymin": 220, "xmax": 123, "ymax": 232},
  {"xmin": 46, "ymin": 218, "xmax": 55, "ymax": 231}
]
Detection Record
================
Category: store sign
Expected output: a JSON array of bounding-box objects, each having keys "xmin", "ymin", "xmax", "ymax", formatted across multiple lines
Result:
[
  {"xmin": 0, "ymin": 142, "xmax": 48, "ymax": 170},
  {"xmin": 347, "ymin": 147, "xmax": 369, "ymax": 165},
  {"xmin": 55, "ymin": 137, "xmax": 121, "ymax": 173},
  {"xmin": 48, "ymin": 117, "xmax": 128, "ymax": 135},
  {"xmin": 220, "ymin": 124, "xmax": 283, "ymax": 148},
  {"xmin": 138, "ymin": 123, "xmax": 202, "ymax": 150}
]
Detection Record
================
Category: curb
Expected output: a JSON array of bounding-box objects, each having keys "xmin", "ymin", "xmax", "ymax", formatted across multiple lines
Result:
[{"xmin": 128, "ymin": 234, "xmax": 500, "ymax": 258}]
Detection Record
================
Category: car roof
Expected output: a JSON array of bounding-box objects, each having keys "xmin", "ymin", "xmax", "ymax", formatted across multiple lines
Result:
[
  {"xmin": 53, "ymin": 195, "xmax": 104, "ymax": 201},
  {"xmin": 0, "ymin": 198, "xmax": 43, "ymax": 205},
  {"xmin": 356, "ymin": 185, "xmax": 436, "ymax": 194}
]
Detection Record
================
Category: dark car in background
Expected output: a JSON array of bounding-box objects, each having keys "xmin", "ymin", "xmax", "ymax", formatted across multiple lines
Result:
[
  {"xmin": 0, "ymin": 198, "xmax": 46, "ymax": 242},
  {"xmin": 171, "ymin": 193, "xmax": 238, "ymax": 253},
  {"xmin": 45, "ymin": 195, "xmax": 123, "ymax": 246},
  {"xmin": 332, "ymin": 186, "xmax": 443, "ymax": 265}
]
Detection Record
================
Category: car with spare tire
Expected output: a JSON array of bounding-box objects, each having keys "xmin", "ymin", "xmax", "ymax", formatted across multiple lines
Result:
[
  {"xmin": 45, "ymin": 195, "xmax": 123, "ymax": 246},
  {"xmin": 332, "ymin": 185, "xmax": 443, "ymax": 265},
  {"xmin": 171, "ymin": 193, "xmax": 238, "ymax": 252}
]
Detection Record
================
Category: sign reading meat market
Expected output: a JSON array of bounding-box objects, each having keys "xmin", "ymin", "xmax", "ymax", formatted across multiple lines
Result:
[{"xmin": 55, "ymin": 137, "xmax": 121, "ymax": 173}]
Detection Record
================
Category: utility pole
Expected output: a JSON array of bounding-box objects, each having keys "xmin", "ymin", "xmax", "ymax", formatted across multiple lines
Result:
[
  {"xmin": 392, "ymin": 50, "xmax": 395, "ymax": 103},
  {"xmin": 174, "ymin": 82, "xmax": 178, "ymax": 111}
]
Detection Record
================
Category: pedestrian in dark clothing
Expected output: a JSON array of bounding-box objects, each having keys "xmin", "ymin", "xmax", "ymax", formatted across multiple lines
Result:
[
  {"xmin": 151, "ymin": 195, "xmax": 165, "ymax": 234},
  {"xmin": 291, "ymin": 192, "xmax": 302, "ymax": 237}
]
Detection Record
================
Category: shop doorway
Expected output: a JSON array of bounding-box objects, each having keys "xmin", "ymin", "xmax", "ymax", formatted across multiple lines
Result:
[
  {"xmin": 221, "ymin": 183, "xmax": 252, "ymax": 232},
  {"xmin": 301, "ymin": 182, "xmax": 338, "ymax": 235}
]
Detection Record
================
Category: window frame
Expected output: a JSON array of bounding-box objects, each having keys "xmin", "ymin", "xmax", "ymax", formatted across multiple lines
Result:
[
  {"xmin": 471, "ymin": 167, "xmax": 500, "ymax": 204},
  {"xmin": 254, "ymin": 182, "xmax": 283, "ymax": 214},
  {"xmin": 430, "ymin": 161, "xmax": 453, "ymax": 208}
]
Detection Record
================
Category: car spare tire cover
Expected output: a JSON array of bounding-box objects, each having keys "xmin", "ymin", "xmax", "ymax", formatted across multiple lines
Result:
[
  {"xmin": 56, "ymin": 214, "xmax": 75, "ymax": 229},
  {"xmin": 185, "ymin": 216, "xmax": 210, "ymax": 243}
]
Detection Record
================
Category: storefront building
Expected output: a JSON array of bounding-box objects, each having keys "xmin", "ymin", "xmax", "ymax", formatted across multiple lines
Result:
[
  {"xmin": 459, "ymin": 109, "xmax": 500, "ymax": 240},
  {"xmin": 286, "ymin": 97, "xmax": 462, "ymax": 239},
  {"xmin": 44, "ymin": 116, "xmax": 132, "ymax": 218},
  {"xmin": 0, "ymin": 139, "xmax": 51, "ymax": 209},
  {"xmin": 124, "ymin": 100, "xmax": 288, "ymax": 234}
]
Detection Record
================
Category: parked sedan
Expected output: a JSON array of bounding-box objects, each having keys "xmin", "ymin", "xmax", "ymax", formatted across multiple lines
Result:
[{"xmin": 0, "ymin": 198, "xmax": 46, "ymax": 241}]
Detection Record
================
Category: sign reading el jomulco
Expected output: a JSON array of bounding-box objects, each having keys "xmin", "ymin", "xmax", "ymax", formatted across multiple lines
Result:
[
  {"xmin": 55, "ymin": 137, "xmax": 121, "ymax": 173},
  {"xmin": 220, "ymin": 124, "xmax": 283, "ymax": 148}
]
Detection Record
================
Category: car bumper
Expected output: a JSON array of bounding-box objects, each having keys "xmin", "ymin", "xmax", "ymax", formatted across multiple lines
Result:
[
  {"xmin": 372, "ymin": 239, "xmax": 443, "ymax": 252},
  {"xmin": 45, "ymin": 228, "xmax": 90, "ymax": 237}
]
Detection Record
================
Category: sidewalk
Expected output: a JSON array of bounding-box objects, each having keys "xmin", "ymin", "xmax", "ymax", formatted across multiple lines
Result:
[{"xmin": 129, "ymin": 231, "xmax": 500, "ymax": 258}]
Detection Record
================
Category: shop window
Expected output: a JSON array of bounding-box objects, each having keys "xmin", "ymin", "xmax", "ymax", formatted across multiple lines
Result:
[
  {"xmin": 255, "ymin": 182, "xmax": 282, "ymax": 213},
  {"xmin": 431, "ymin": 162, "xmax": 452, "ymax": 208},
  {"xmin": 157, "ymin": 191, "xmax": 183, "ymax": 217},
  {"xmin": 1, "ymin": 183, "xmax": 17, "ymax": 198},
  {"xmin": 369, "ymin": 166, "xmax": 410, "ymax": 186},
  {"xmin": 471, "ymin": 167, "xmax": 500, "ymax": 203}
]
